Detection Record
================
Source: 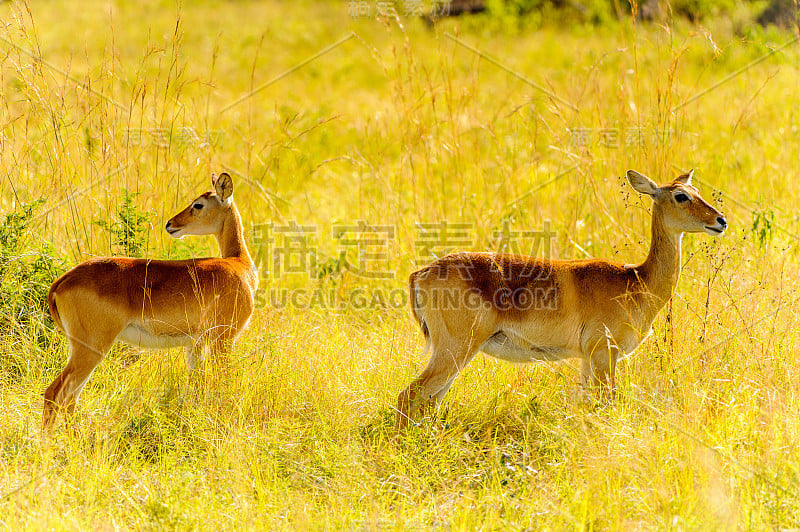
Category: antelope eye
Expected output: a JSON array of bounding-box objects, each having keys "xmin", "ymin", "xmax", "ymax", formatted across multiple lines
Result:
[
  {"xmin": 674, "ymin": 193, "xmax": 690, "ymax": 203},
  {"xmin": 193, "ymin": 203, "xmax": 204, "ymax": 210}
]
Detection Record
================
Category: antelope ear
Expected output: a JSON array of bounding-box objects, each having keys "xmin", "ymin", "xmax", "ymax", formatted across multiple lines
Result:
[
  {"xmin": 214, "ymin": 172, "xmax": 233, "ymax": 202},
  {"xmin": 674, "ymin": 169, "xmax": 694, "ymax": 185},
  {"xmin": 626, "ymin": 170, "xmax": 660, "ymax": 196}
]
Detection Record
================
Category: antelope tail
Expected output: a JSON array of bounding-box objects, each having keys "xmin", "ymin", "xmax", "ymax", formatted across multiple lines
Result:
[
  {"xmin": 408, "ymin": 271, "xmax": 430, "ymax": 354},
  {"xmin": 47, "ymin": 278, "xmax": 65, "ymax": 333}
]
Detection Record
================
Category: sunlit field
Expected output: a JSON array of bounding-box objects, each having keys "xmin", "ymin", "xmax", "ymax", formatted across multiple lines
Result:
[{"xmin": 1, "ymin": 0, "xmax": 799, "ymax": 528}]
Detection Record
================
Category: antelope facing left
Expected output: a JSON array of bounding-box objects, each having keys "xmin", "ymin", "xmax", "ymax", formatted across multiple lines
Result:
[
  {"xmin": 397, "ymin": 169, "xmax": 727, "ymax": 428},
  {"xmin": 44, "ymin": 172, "xmax": 258, "ymax": 431}
]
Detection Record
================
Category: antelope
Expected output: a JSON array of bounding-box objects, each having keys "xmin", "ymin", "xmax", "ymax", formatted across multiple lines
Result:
[
  {"xmin": 44, "ymin": 173, "xmax": 258, "ymax": 431},
  {"xmin": 397, "ymin": 169, "xmax": 727, "ymax": 427}
]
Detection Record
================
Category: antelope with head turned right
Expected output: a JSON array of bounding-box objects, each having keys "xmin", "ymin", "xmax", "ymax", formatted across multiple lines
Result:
[{"xmin": 397, "ymin": 169, "xmax": 727, "ymax": 427}]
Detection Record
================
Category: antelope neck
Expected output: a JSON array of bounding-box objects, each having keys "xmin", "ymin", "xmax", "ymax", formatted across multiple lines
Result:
[
  {"xmin": 215, "ymin": 202, "xmax": 253, "ymax": 265},
  {"xmin": 636, "ymin": 203, "xmax": 682, "ymax": 305}
]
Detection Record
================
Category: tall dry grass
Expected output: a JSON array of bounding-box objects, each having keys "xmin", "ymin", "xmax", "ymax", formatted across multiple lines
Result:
[{"xmin": 0, "ymin": 0, "xmax": 798, "ymax": 528}]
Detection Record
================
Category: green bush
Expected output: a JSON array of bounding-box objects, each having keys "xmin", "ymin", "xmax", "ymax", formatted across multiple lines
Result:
[
  {"xmin": 94, "ymin": 188, "xmax": 153, "ymax": 257},
  {"xmin": 462, "ymin": 0, "xmax": 757, "ymax": 28},
  {"xmin": 0, "ymin": 199, "xmax": 66, "ymax": 379}
]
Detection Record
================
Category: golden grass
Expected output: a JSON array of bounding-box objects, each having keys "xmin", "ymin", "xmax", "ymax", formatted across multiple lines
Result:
[{"xmin": 1, "ymin": 0, "xmax": 799, "ymax": 528}]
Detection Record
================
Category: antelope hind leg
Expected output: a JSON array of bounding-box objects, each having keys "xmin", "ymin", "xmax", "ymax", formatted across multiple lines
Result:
[
  {"xmin": 43, "ymin": 338, "xmax": 111, "ymax": 432},
  {"xmin": 396, "ymin": 338, "xmax": 480, "ymax": 429}
]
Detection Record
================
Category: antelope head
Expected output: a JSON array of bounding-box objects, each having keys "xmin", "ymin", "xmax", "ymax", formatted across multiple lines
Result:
[
  {"xmin": 626, "ymin": 169, "xmax": 727, "ymax": 236},
  {"xmin": 165, "ymin": 173, "xmax": 235, "ymax": 238}
]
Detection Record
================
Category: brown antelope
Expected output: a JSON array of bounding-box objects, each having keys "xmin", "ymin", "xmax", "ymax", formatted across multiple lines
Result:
[
  {"xmin": 397, "ymin": 169, "xmax": 727, "ymax": 427},
  {"xmin": 44, "ymin": 173, "xmax": 258, "ymax": 431}
]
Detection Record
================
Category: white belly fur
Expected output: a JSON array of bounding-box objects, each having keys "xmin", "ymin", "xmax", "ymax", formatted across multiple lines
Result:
[
  {"xmin": 479, "ymin": 331, "xmax": 572, "ymax": 363},
  {"xmin": 479, "ymin": 327, "xmax": 653, "ymax": 364},
  {"xmin": 116, "ymin": 324, "xmax": 193, "ymax": 349}
]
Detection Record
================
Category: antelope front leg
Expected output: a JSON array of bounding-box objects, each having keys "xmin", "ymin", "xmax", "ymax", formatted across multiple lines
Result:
[
  {"xmin": 185, "ymin": 341, "xmax": 206, "ymax": 381},
  {"xmin": 193, "ymin": 325, "xmax": 235, "ymax": 379},
  {"xmin": 580, "ymin": 346, "xmax": 618, "ymax": 401},
  {"xmin": 208, "ymin": 328, "xmax": 236, "ymax": 383}
]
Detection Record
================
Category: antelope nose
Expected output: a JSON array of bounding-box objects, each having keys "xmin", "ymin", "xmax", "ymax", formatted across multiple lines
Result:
[
  {"xmin": 165, "ymin": 221, "xmax": 172, "ymax": 230},
  {"xmin": 717, "ymin": 216, "xmax": 727, "ymax": 228}
]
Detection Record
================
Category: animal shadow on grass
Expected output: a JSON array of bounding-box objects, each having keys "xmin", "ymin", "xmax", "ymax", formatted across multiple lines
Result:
[
  {"xmin": 111, "ymin": 385, "xmax": 218, "ymax": 464},
  {"xmin": 360, "ymin": 391, "xmax": 614, "ymax": 464}
]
